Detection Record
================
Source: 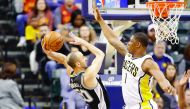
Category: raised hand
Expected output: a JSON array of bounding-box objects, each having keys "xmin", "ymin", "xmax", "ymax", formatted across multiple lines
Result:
[
  {"xmin": 69, "ymin": 32, "xmax": 87, "ymax": 46},
  {"xmin": 92, "ymin": 3, "xmax": 103, "ymax": 22},
  {"xmin": 179, "ymin": 69, "xmax": 190, "ymax": 86}
]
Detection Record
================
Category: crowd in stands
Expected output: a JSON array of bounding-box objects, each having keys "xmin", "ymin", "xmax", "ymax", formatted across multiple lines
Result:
[{"xmin": 0, "ymin": 0, "xmax": 190, "ymax": 109}]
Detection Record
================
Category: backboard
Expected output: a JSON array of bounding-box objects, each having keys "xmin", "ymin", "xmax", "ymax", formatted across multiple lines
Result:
[{"xmin": 82, "ymin": 0, "xmax": 190, "ymax": 20}]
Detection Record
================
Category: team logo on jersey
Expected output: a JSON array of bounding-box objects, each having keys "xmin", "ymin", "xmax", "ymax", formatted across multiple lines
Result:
[
  {"xmin": 123, "ymin": 60, "xmax": 138, "ymax": 77},
  {"xmin": 162, "ymin": 63, "xmax": 167, "ymax": 68}
]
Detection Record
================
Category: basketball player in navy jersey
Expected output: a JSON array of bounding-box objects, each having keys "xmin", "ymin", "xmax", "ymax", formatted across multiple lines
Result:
[{"xmin": 42, "ymin": 34, "xmax": 110, "ymax": 109}]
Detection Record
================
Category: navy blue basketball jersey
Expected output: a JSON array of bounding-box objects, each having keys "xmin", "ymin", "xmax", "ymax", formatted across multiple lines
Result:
[{"xmin": 70, "ymin": 72, "xmax": 110, "ymax": 109}]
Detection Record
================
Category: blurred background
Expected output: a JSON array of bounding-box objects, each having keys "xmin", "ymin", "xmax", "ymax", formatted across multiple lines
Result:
[{"xmin": 0, "ymin": 0, "xmax": 190, "ymax": 109}]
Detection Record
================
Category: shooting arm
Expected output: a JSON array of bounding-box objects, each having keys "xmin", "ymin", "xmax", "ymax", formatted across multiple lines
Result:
[
  {"xmin": 46, "ymin": 51, "xmax": 72, "ymax": 74},
  {"xmin": 79, "ymin": 39, "xmax": 104, "ymax": 89},
  {"xmin": 83, "ymin": 41, "xmax": 105, "ymax": 78}
]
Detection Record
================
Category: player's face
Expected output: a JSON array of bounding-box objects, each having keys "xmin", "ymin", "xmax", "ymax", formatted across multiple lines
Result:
[
  {"xmin": 166, "ymin": 65, "xmax": 176, "ymax": 80},
  {"xmin": 127, "ymin": 36, "xmax": 138, "ymax": 54},
  {"xmin": 154, "ymin": 42, "xmax": 166, "ymax": 58},
  {"xmin": 185, "ymin": 90, "xmax": 190, "ymax": 105},
  {"xmin": 37, "ymin": 0, "xmax": 46, "ymax": 11}
]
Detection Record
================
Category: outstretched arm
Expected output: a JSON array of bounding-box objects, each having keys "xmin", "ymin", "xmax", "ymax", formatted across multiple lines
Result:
[
  {"xmin": 70, "ymin": 33, "xmax": 104, "ymax": 89},
  {"xmin": 93, "ymin": 7, "xmax": 127, "ymax": 56},
  {"xmin": 142, "ymin": 59, "xmax": 175, "ymax": 94},
  {"xmin": 41, "ymin": 41, "xmax": 72, "ymax": 75},
  {"xmin": 178, "ymin": 70, "xmax": 190, "ymax": 109}
]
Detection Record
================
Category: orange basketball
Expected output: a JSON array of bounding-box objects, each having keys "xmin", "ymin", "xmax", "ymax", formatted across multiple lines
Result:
[{"xmin": 42, "ymin": 31, "xmax": 64, "ymax": 51}]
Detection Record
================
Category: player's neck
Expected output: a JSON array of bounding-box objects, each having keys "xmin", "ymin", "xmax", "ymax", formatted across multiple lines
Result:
[
  {"xmin": 73, "ymin": 67, "xmax": 85, "ymax": 75},
  {"xmin": 133, "ymin": 49, "xmax": 146, "ymax": 58}
]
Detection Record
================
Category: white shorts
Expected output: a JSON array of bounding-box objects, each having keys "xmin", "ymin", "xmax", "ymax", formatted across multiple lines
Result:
[{"xmin": 124, "ymin": 99, "xmax": 158, "ymax": 109}]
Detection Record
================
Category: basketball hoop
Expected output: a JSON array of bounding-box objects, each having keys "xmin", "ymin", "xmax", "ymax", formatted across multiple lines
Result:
[{"xmin": 146, "ymin": 1, "xmax": 186, "ymax": 44}]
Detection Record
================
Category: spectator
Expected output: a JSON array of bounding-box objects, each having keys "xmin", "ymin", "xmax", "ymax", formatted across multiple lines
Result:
[
  {"xmin": 25, "ymin": 17, "xmax": 40, "ymax": 52},
  {"xmin": 60, "ymin": 9, "xmax": 97, "ymax": 39},
  {"xmin": 60, "ymin": 69, "xmax": 87, "ymax": 109},
  {"xmin": 54, "ymin": 0, "xmax": 79, "ymax": 29},
  {"xmin": 0, "ymin": 62, "xmax": 24, "ymax": 109},
  {"xmin": 177, "ymin": 70, "xmax": 190, "ymax": 109},
  {"xmin": 184, "ymin": 43, "xmax": 190, "ymax": 71},
  {"xmin": 17, "ymin": 0, "xmax": 53, "ymax": 47},
  {"xmin": 35, "ymin": 24, "xmax": 53, "ymax": 84},
  {"xmin": 156, "ymin": 64, "xmax": 178, "ymax": 109},
  {"xmin": 147, "ymin": 23, "xmax": 156, "ymax": 53},
  {"xmin": 16, "ymin": 0, "xmax": 36, "ymax": 46},
  {"xmin": 29, "ymin": 23, "xmax": 50, "ymax": 74},
  {"xmin": 71, "ymin": 25, "xmax": 97, "ymax": 56},
  {"xmin": 150, "ymin": 41, "xmax": 174, "ymax": 73}
]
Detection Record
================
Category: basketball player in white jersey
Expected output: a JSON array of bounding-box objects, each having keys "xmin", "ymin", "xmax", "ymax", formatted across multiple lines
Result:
[
  {"xmin": 42, "ymin": 34, "xmax": 110, "ymax": 109},
  {"xmin": 93, "ymin": 7, "xmax": 175, "ymax": 109}
]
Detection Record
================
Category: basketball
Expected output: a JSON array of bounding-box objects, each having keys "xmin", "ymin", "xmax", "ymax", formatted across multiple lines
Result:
[{"xmin": 42, "ymin": 31, "xmax": 65, "ymax": 51}]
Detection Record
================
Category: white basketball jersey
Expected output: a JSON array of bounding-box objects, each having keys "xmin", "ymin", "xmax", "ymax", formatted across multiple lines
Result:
[{"xmin": 122, "ymin": 53, "xmax": 153, "ymax": 106}]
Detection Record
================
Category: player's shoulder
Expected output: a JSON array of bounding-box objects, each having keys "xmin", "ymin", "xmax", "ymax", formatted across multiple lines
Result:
[
  {"xmin": 142, "ymin": 58, "xmax": 157, "ymax": 73},
  {"xmin": 143, "ymin": 58, "xmax": 154, "ymax": 64}
]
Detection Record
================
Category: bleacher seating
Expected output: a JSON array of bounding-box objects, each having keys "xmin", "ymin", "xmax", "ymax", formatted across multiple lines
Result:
[{"xmin": 0, "ymin": 0, "xmax": 55, "ymax": 108}]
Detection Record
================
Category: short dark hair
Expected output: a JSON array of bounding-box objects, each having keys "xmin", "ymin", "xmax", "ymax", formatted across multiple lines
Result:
[
  {"xmin": 133, "ymin": 32, "xmax": 149, "ymax": 47},
  {"xmin": 67, "ymin": 52, "xmax": 79, "ymax": 68},
  {"xmin": 71, "ymin": 9, "xmax": 86, "ymax": 27},
  {"xmin": 0, "ymin": 62, "xmax": 16, "ymax": 79}
]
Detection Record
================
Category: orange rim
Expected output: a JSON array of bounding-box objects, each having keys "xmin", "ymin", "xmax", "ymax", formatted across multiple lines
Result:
[{"xmin": 146, "ymin": 1, "xmax": 186, "ymax": 18}]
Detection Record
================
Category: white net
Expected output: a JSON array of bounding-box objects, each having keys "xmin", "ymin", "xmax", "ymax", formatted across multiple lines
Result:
[{"xmin": 147, "ymin": 2, "xmax": 186, "ymax": 44}]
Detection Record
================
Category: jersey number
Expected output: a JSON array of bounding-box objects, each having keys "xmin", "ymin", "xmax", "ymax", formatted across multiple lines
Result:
[{"xmin": 76, "ymin": 89, "xmax": 93, "ymax": 102}]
